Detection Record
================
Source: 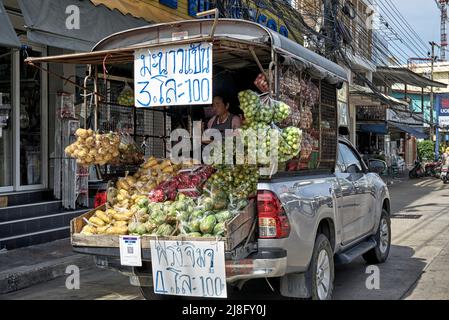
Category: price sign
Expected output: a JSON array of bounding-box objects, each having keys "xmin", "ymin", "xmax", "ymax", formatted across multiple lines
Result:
[
  {"xmin": 134, "ymin": 42, "xmax": 213, "ymax": 108},
  {"xmin": 150, "ymin": 240, "xmax": 227, "ymax": 299},
  {"xmin": 119, "ymin": 236, "xmax": 142, "ymax": 267}
]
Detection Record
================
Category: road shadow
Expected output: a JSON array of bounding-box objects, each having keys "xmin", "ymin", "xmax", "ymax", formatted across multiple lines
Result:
[{"xmin": 333, "ymin": 244, "xmax": 426, "ymax": 300}]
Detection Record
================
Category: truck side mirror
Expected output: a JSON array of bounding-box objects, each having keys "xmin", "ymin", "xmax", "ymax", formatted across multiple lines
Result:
[{"xmin": 369, "ymin": 159, "xmax": 387, "ymax": 175}]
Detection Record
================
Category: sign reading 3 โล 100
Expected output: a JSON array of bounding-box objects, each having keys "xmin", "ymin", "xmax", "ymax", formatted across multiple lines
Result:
[
  {"xmin": 150, "ymin": 240, "xmax": 227, "ymax": 298},
  {"xmin": 134, "ymin": 42, "xmax": 213, "ymax": 108}
]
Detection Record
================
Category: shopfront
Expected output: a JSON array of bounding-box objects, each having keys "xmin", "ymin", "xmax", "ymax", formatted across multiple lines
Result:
[
  {"xmin": 0, "ymin": 0, "xmax": 148, "ymax": 197},
  {"xmin": 0, "ymin": 43, "xmax": 48, "ymax": 193}
]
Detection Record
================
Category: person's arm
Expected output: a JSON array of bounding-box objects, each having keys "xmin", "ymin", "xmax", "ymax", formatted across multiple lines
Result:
[
  {"xmin": 207, "ymin": 116, "xmax": 215, "ymax": 130},
  {"xmin": 232, "ymin": 115, "xmax": 242, "ymax": 130}
]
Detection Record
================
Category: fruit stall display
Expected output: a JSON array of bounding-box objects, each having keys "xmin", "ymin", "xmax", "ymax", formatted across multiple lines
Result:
[
  {"xmin": 74, "ymin": 87, "xmax": 304, "ymax": 244},
  {"xmin": 238, "ymin": 90, "xmax": 302, "ymax": 165},
  {"xmin": 65, "ymin": 129, "xmax": 120, "ymax": 166}
]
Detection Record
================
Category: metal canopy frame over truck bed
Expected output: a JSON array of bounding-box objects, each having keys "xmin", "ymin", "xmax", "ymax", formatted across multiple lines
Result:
[{"xmin": 24, "ymin": 18, "xmax": 349, "ymax": 289}]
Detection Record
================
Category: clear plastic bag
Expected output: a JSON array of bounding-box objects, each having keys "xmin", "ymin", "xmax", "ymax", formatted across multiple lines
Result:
[{"xmin": 117, "ymin": 83, "xmax": 134, "ymax": 107}]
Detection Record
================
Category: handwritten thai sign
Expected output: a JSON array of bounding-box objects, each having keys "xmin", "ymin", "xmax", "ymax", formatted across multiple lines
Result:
[
  {"xmin": 134, "ymin": 42, "xmax": 213, "ymax": 107},
  {"xmin": 150, "ymin": 240, "xmax": 227, "ymax": 298}
]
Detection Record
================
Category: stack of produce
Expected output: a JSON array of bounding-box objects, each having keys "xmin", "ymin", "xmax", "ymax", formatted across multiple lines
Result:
[
  {"xmin": 148, "ymin": 165, "xmax": 216, "ymax": 202},
  {"xmin": 299, "ymin": 79, "xmax": 319, "ymax": 107},
  {"xmin": 299, "ymin": 105, "xmax": 313, "ymax": 130},
  {"xmin": 80, "ymin": 203, "xmax": 147, "ymax": 236},
  {"xmin": 238, "ymin": 90, "xmax": 301, "ymax": 164},
  {"xmin": 300, "ymin": 132, "xmax": 314, "ymax": 160},
  {"xmin": 239, "ymin": 90, "xmax": 291, "ymax": 126},
  {"xmin": 126, "ymin": 193, "xmax": 249, "ymax": 238},
  {"xmin": 279, "ymin": 127, "xmax": 302, "ymax": 162},
  {"xmin": 108, "ymin": 158, "xmax": 181, "ymax": 211},
  {"xmin": 65, "ymin": 129, "xmax": 120, "ymax": 166},
  {"xmin": 204, "ymin": 165, "xmax": 259, "ymax": 200}
]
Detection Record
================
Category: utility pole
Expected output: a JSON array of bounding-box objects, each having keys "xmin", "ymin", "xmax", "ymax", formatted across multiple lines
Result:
[
  {"xmin": 430, "ymin": 41, "xmax": 440, "ymax": 160},
  {"xmin": 323, "ymin": 0, "xmax": 339, "ymax": 61}
]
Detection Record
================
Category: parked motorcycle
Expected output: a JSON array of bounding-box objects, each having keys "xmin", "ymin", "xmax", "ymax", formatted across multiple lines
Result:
[
  {"xmin": 409, "ymin": 160, "xmax": 425, "ymax": 179},
  {"xmin": 441, "ymin": 165, "xmax": 449, "ymax": 184},
  {"xmin": 425, "ymin": 160, "xmax": 442, "ymax": 177}
]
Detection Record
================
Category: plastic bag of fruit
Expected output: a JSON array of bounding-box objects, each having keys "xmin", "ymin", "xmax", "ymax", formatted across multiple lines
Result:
[
  {"xmin": 254, "ymin": 72, "xmax": 269, "ymax": 93},
  {"xmin": 117, "ymin": 133, "xmax": 145, "ymax": 165},
  {"xmin": 117, "ymin": 83, "xmax": 134, "ymax": 107}
]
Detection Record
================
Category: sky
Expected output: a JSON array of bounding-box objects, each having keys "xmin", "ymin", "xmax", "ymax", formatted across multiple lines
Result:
[{"xmin": 388, "ymin": 0, "xmax": 441, "ymax": 58}]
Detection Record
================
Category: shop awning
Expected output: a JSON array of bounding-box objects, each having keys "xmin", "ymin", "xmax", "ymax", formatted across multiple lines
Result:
[
  {"xmin": 374, "ymin": 66, "xmax": 447, "ymax": 88},
  {"xmin": 350, "ymin": 84, "xmax": 409, "ymax": 106},
  {"xmin": 0, "ymin": 1, "xmax": 21, "ymax": 48},
  {"xmin": 359, "ymin": 124, "xmax": 388, "ymax": 135},
  {"xmin": 18, "ymin": 0, "xmax": 148, "ymax": 52},
  {"xmin": 90, "ymin": 0, "xmax": 189, "ymax": 23},
  {"xmin": 24, "ymin": 19, "xmax": 348, "ymax": 84},
  {"xmin": 388, "ymin": 122, "xmax": 429, "ymax": 139}
]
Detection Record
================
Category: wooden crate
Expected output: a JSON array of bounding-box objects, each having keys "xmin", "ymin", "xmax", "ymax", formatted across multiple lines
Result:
[{"xmin": 71, "ymin": 200, "xmax": 256, "ymax": 251}]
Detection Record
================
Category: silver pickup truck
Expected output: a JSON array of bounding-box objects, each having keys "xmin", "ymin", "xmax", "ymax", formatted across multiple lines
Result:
[{"xmin": 75, "ymin": 136, "xmax": 390, "ymax": 301}]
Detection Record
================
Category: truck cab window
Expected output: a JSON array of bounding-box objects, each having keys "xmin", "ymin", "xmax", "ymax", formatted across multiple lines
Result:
[
  {"xmin": 336, "ymin": 149, "xmax": 346, "ymax": 173},
  {"xmin": 339, "ymin": 143, "xmax": 363, "ymax": 174}
]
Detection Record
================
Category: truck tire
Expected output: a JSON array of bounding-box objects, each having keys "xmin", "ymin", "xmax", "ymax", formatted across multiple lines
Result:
[
  {"xmin": 139, "ymin": 286, "xmax": 179, "ymax": 300},
  {"xmin": 363, "ymin": 210, "xmax": 391, "ymax": 264},
  {"xmin": 310, "ymin": 234, "xmax": 335, "ymax": 300}
]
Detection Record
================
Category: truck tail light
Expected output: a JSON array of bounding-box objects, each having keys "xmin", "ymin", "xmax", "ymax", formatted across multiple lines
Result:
[
  {"xmin": 94, "ymin": 191, "xmax": 107, "ymax": 208},
  {"xmin": 257, "ymin": 190, "xmax": 290, "ymax": 239}
]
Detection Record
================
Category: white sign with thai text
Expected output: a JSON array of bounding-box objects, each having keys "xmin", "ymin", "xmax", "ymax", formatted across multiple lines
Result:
[
  {"xmin": 150, "ymin": 240, "xmax": 227, "ymax": 298},
  {"xmin": 134, "ymin": 42, "xmax": 213, "ymax": 108}
]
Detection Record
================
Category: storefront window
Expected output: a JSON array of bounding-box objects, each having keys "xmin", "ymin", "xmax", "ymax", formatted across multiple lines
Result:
[
  {"xmin": 0, "ymin": 48, "xmax": 13, "ymax": 188},
  {"xmin": 20, "ymin": 49, "xmax": 42, "ymax": 186}
]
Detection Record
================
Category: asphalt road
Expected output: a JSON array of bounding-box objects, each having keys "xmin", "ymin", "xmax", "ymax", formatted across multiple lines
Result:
[{"xmin": 3, "ymin": 177, "xmax": 449, "ymax": 300}]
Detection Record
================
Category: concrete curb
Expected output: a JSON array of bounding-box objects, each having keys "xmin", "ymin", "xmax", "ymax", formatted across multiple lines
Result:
[{"xmin": 0, "ymin": 254, "xmax": 95, "ymax": 294}]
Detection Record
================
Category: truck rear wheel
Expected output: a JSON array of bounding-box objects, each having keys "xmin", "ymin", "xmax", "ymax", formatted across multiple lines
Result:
[
  {"xmin": 310, "ymin": 234, "xmax": 334, "ymax": 300},
  {"xmin": 363, "ymin": 210, "xmax": 391, "ymax": 264}
]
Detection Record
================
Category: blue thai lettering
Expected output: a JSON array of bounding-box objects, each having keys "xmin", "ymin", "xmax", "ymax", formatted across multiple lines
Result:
[
  {"xmin": 155, "ymin": 242, "xmax": 169, "ymax": 265},
  {"xmin": 154, "ymin": 270, "xmax": 168, "ymax": 294},
  {"xmin": 159, "ymin": 0, "xmax": 177, "ymax": 10},
  {"xmin": 152, "ymin": 75, "xmax": 167, "ymax": 105},
  {"xmin": 177, "ymin": 49, "xmax": 185, "ymax": 73},
  {"xmin": 180, "ymin": 274, "xmax": 193, "ymax": 294},
  {"xmin": 168, "ymin": 50, "xmax": 177, "ymax": 73},
  {"xmin": 257, "ymin": 14, "xmax": 267, "ymax": 25},
  {"xmin": 279, "ymin": 26, "xmax": 289, "ymax": 37},
  {"xmin": 184, "ymin": 245, "xmax": 196, "ymax": 267},
  {"xmin": 165, "ymin": 79, "xmax": 177, "ymax": 104},
  {"xmin": 139, "ymin": 54, "xmax": 151, "ymax": 77},
  {"xmin": 204, "ymin": 249, "xmax": 215, "ymax": 273},
  {"xmin": 166, "ymin": 267, "xmax": 182, "ymax": 294},
  {"xmin": 267, "ymin": 19, "xmax": 277, "ymax": 32},
  {"xmin": 201, "ymin": 47, "xmax": 210, "ymax": 73}
]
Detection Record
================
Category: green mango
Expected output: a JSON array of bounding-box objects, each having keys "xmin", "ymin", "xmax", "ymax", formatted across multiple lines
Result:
[
  {"xmin": 136, "ymin": 224, "xmax": 148, "ymax": 235},
  {"xmin": 128, "ymin": 222, "xmax": 139, "ymax": 234},
  {"xmin": 200, "ymin": 215, "xmax": 217, "ymax": 234},
  {"xmin": 213, "ymin": 222, "xmax": 225, "ymax": 236},
  {"xmin": 191, "ymin": 210, "xmax": 204, "ymax": 220},
  {"xmin": 187, "ymin": 232, "xmax": 203, "ymax": 238},
  {"xmin": 137, "ymin": 197, "xmax": 149, "ymax": 208},
  {"xmin": 189, "ymin": 219, "xmax": 201, "ymax": 233},
  {"xmin": 215, "ymin": 211, "xmax": 232, "ymax": 223},
  {"xmin": 156, "ymin": 224, "xmax": 174, "ymax": 236}
]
